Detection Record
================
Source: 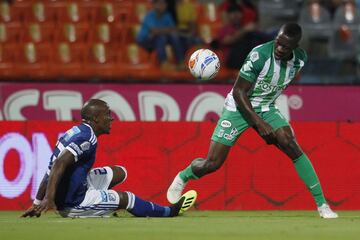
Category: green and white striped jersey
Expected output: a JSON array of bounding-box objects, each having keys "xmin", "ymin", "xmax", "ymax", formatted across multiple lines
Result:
[{"xmin": 224, "ymin": 41, "xmax": 307, "ymax": 112}]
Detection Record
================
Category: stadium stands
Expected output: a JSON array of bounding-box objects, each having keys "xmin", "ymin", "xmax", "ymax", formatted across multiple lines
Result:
[
  {"xmin": 0, "ymin": 0, "xmax": 358, "ymax": 83},
  {"xmin": 0, "ymin": 0, "xmax": 239, "ymax": 81}
]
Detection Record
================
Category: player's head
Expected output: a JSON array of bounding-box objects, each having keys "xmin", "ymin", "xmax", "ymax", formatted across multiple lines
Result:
[
  {"xmin": 226, "ymin": 4, "xmax": 242, "ymax": 25},
  {"xmin": 274, "ymin": 23, "xmax": 302, "ymax": 60},
  {"xmin": 152, "ymin": 0, "xmax": 167, "ymax": 15},
  {"xmin": 81, "ymin": 99, "xmax": 113, "ymax": 136}
]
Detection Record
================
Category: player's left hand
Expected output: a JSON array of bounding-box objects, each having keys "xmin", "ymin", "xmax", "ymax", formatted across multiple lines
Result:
[{"xmin": 21, "ymin": 204, "xmax": 42, "ymax": 218}]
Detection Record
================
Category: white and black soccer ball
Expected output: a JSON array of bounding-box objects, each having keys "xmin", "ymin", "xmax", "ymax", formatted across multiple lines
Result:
[{"xmin": 188, "ymin": 49, "xmax": 220, "ymax": 80}]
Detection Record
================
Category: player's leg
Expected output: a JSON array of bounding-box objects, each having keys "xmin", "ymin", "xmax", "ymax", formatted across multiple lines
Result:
[
  {"xmin": 58, "ymin": 189, "xmax": 121, "ymax": 218},
  {"xmin": 118, "ymin": 190, "xmax": 197, "ymax": 217},
  {"xmin": 274, "ymin": 126, "xmax": 326, "ymax": 204},
  {"xmin": 108, "ymin": 166, "xmax": 127, "ymax": 188},
  {"xmin": 87, "ymin": 166, "xmax": 127, "ymax": 191},
  {"xmin": 167, "ymin": 108, "xmax": 249, "ymax": 203},
  {"xmin": 264, "ymin": 108, "xmax": 337, "ymax": 218},
  {"xmin": 58, "ymin": 189, "xmax": 196, "ymax": 218},
  {"xmin": 274, "ymin": 126, "xmax": 337, "ymax": 218}
]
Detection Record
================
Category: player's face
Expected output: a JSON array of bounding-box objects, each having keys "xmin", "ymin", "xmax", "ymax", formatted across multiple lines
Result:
[
  {"xmin": 274, "ymin": 33, "xmax": 299, "ymax": 61},
  {"xmin": 98, "ymin": 104, "xmax": 114, "ymax": 134},
  {"xmin": 153, "ymin": 0, "xmax": 167, "ymax": 14}
]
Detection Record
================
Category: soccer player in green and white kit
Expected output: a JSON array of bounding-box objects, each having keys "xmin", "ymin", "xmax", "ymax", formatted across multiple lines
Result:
[{"xmin": 167, "ymin": 23, "xmax": 338, "ymax": 218}]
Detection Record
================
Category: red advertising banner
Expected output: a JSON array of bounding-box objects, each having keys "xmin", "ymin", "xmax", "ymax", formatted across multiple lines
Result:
[
  {"xmin": 0, "ymin": 83, "xmax": 359, "ymax": 121},
  {"xmin": 1, "ymin": 121, "xmax": 359, "ymax": 210}
]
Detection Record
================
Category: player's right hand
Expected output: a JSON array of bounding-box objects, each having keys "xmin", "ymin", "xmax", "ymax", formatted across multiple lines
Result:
[
  {"xmin": 20, "ymin": 204, "xmax": 42, "ymax": 218},
  {"xmin": 253, "ymin": 121, "xmax": 277, "ymax": 145}
]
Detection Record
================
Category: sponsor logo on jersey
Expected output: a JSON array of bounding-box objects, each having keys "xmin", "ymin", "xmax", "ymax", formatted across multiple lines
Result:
[
  {"xmin": 230, "ymin": 128, "xmax": 238, "ymax": 136},
  {"xmin": 64, "ymin": 127, "xmax": 80, "ymax": 141},
  {"xmin": 221, "ymin": 120, "xmax": 232, "ymax": 128},
  {"xmin": 257, "ymin": 80, "xmax": 287, "ymax": 93},
  {"xmin": 224, "ymin": 133, "xmax": 233, "ymax": 140},
  {"xmin": 80, "ymin": 141, "xmax": 90, "ymax": 151},
  {"xmin": 222, "ymin": 128, "xmax": 239, "ymax": 141}
]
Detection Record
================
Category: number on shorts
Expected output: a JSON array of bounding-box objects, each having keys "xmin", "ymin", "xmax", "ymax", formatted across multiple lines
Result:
[{"xmin": 93, "ymin": 168, "xmax": 107, "ymax": 175}]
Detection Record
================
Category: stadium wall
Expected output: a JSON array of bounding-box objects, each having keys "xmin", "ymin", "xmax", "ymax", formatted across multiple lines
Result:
[
  {"xmin": 0, "ymin": 83, "xmax": 359, "ymax": 121},
  {"xmin": 0, "ymin": 121, "xmax": 359, "ymax": 210}
]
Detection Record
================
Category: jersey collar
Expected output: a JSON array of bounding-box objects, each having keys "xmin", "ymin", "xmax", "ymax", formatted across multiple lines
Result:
[{"xmin": 82, "ymin": 122, "xmax": 97, "ymax": 143}]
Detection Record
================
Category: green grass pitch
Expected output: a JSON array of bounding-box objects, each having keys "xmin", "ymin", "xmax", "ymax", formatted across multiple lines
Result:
[{"xmin": 1, "ymin": 211, "xmax": 359, "ymax": 240}]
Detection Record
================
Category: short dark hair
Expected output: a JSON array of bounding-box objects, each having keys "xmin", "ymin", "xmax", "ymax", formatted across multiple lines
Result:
[
  {"xmin": 281, "ymin": 23, "xmax": 302, "ymax": 40},
  {"xmin": 81, "ymin": 99, "xmax": 107, "ymax": 121}
]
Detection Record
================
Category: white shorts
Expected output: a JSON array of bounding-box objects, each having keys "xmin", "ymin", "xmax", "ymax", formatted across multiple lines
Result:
[{"xmin": 59, "ymin": 166, "xmax": 125, "ymax": 218}]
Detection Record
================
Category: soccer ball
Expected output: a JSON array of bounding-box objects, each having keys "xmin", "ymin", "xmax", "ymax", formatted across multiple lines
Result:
[{"xmin": 188, "ymin": 49, "xmax": 220, "ymax": 80}]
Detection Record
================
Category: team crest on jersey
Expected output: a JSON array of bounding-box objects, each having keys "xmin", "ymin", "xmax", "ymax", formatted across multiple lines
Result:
[
  {"xmin": 108, "ymin": 193, "xmax": 116, "ymax": 202},
  {"xmin": 250, "ymin": 52, "xmax": 259, "ymax": 62},
  {"xmin": 80, "ymin": 141, "xmax": 90, "ymax": 151}
]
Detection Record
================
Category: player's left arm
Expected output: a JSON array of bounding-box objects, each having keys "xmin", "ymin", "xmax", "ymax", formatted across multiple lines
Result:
[{"xmin": 45, "ymin": 150, "xmax": 75, "ymax": 210}]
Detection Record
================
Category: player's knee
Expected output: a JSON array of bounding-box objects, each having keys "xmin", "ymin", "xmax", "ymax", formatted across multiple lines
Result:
[
  {"xmin": 280, "ymin": 136, "xmax": 301, "ymax": 154},
  {"xmin": 110, "ymin": 166, "xmax": 127, "ymax": 187},
  {"xmin": 278, "ymin": 134, "xmax": 293, "ymax": 149},
  {"xmin": 205, "ymin": 158, "xmax": 222, "ymax": 173}
]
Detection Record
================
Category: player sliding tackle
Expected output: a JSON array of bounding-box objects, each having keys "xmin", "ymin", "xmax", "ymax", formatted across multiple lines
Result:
[
  {"xmin": 22, "ymin": 99, "xmax": 196, "ymax": 218},
  {"xmin": 167, "ymin": 23, "xmax": 337, "ymax": 218}
]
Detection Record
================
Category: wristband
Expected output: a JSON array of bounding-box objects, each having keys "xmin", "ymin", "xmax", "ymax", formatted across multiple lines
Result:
[{"xmin": 33, "ymin": 198, "xmax": 42, "ymax": 205}]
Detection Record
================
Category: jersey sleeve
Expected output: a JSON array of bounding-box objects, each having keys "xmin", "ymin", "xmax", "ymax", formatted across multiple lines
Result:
[
  {"xmin": 65, "ymin": 129, "xmax": 93, "ymax": 162},
  {"xmin": 299, "ymin": 48, "xmax": 308, "ymax": 65},
  {"xmin": 239, "ymin": 49, "xmax": 265, "ymax": 83}
]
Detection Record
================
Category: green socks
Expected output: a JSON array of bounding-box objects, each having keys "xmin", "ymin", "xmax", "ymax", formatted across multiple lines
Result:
[
  {"xmin": 179, "ymin": 158, "xmax": 201, "ymax": 182},
  {"xmin": 294, "ymin": 154, "xmax": 326, "ymax": 207},
  {"xmin": 179, "ymin": 154, "xmax": 327, "ymax": 207}
]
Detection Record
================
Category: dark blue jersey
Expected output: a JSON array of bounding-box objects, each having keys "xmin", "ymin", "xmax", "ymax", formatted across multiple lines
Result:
[{"xmin": 47, "ymin": 123, "xmax": 97, "ymax": 209}]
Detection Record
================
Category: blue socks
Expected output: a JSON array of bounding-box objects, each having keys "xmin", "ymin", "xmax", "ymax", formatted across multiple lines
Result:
[{"xmin": 125, "ymin": 191, "xmax": 171, "ymax": 217}]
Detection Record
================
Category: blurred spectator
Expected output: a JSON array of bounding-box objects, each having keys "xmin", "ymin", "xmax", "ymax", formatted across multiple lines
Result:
[
  {"xmin": 217, "ymin": 4, "xmax": 271, "ymax": 69},
  {"xmin": 176, "ymin": 0, "xmax": 203, "ymax": 51},
  {"xmin": 321, "ymin": 0, "xmax": 343, "ymax": 17},
  {"xmin": 136, "ymin": 0, "xmax": 185, "ymax": 69},
  {"xmin": 218, "ymin": 0, "xmax": 258, "ymax": 25},
  {"xmin": 166, "ymin": 0, "xmax": 178, "ymax": 24}
]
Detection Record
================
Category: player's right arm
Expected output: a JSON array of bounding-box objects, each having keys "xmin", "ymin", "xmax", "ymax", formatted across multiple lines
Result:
[
  {"xmin": 21, "ymin": 174, "xmax": 49, "ymax": 218},
  {"xmin": 233, "ymin": 49, "xmax": 276, "ymax": 144},
  {"xmin": 233, "ymin": 76, "xmax": 276, "ymax": 144},
  {"xmin": 36, "ymin": 150, "xmax": 76, "ymax": 214}
]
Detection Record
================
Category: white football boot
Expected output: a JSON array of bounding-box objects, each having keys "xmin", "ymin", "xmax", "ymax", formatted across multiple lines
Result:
[
  {"xmin": 167, "ymin": 173, "xmax": 187, "ymax": 204},
  {"xmin": 317, "ymin": 203, "xmax": 338, "ymax": 219}
]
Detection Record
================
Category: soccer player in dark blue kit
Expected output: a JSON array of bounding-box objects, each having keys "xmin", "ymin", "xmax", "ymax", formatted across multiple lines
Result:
[{"xmin": 22, "ymin": 99, "xmax": 196, "ymax": 218}]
